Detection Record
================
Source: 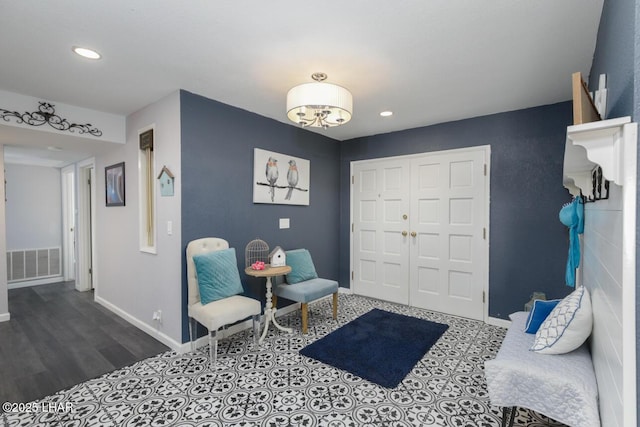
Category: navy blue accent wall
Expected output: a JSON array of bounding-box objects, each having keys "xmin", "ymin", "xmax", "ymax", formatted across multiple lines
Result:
[
  {"xmin": 589, "ymin": 0, "xmax": 634, "ymax": 119},
  {"xmin": 180, "ymin": 90, "xmax": 340, "ymax": 343},
  {"xmin": 589, "ymin": 0, "xmax": 639, "ymax": 418},
  {"xmin": 339, "ymin": 102, "xmax": 573, "ymax": 320}
]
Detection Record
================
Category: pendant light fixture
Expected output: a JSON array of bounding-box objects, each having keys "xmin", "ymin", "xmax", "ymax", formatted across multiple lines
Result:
[{"xmin": 286, "ymin": 72, "xmax": 353, "ymax": 129}]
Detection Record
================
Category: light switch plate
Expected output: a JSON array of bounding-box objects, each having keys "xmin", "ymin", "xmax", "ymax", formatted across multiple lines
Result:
[{"xmin": 279, "ymin": 218, "xmax": 290, "ymax": 229}]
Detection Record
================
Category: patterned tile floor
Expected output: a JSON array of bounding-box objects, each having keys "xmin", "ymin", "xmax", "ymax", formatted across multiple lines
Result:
[{"xmin": 1, "ymin": 294, "xmax": 568, "ymax": 426}]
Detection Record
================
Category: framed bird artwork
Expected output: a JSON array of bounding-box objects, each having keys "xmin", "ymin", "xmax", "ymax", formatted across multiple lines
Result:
[{"xmin": 252, "ymin": 148, "xmax": 310, "ymax": 205}]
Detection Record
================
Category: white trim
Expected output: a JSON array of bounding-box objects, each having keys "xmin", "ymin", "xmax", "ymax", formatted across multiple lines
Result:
[
  {"xmin": 619, "ymin": 123, "xmax": 636, "ymax": 427},
  {"xmin": 338, "ymin": 286, "xmax": 352, "ymax": 294},
  {"xmin": 61, "ymin": 164, "xmax": 76, "ymax": 282},
  {"xmin": 138, "ymin": 124, "xmax": 157, "ymax": 254},
  {"xmin": 95, "ymin": 295, "xmax": 182, "ymax": 351},
  {"xmin": 0, "ymin": 312, "xmax": 10, "ymax": 322},
  {"xmin": 8, "ymin": 276, "xmax": 63, "ymax": 289},
  {"xmin": 76, "ymin": 158, "xmax": 96, "ymax": 293},
  {"xmin": 179, "ymin": 303, "xmax": 302, "ymax": 354},
  {"xmin": 486, "ymin": 316, "xmax": 511, "ymax": 329}
]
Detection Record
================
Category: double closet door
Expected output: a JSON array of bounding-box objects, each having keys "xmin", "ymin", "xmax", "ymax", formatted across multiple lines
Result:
[{"xmin": 351, "ymin": 146, "xmax": 489, "ymax": 321}]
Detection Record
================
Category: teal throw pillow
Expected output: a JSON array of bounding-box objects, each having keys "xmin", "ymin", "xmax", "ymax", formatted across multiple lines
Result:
[
  {"xmin": 193, "ymin": 248, "xmax": 244, "ymax": 305},
  {"xmin": 524, "ymin": 299, "xmax": 560, "ymax": 334},
  {"xmin": 285, "ymin": 249, "xmax": 318, "ymax": 284}
]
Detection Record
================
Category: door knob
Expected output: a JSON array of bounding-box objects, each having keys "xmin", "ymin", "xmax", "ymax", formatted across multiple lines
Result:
[
  {"xmin": 411, "ymin": 231, "xmax": 417, "ymax": 237},
  {"xmin": 402, "ymin": 231, "xmax": 408, "ymax": 236}
]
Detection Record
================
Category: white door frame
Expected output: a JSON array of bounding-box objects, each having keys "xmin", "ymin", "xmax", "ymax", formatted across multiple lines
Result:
[
  {"xmin": 61, "ymin": 165, "xmax": 76, "ymax": 281},
  {"xmin": 350, "ymin": 145, "xmax": 491, "ymax": 321},
  {"xmin": 76, "ymin": 158, "xmax": 96, "ymax": 293}
]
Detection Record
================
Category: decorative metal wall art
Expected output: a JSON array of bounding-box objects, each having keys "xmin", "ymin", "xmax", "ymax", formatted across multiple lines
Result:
[{"xmin": 0, "ymin": 102, "xmax": 103, "ymax": 136}]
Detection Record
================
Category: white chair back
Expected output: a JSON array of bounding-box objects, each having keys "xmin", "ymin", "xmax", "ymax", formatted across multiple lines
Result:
[{"xmin": 186, "ymin": 237, "xmax": 229, "ymax": 306}]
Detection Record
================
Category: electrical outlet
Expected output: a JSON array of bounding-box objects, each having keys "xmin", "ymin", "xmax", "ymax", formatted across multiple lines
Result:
[{"xmin": 152, "ymin": 310, "xmax": 162, "ymax": 322}]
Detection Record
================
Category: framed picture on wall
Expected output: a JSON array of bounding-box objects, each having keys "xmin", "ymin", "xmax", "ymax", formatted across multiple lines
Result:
[
  {"xmin": 105, "ymin": 162, "xmax": 125, "ymax": 207},
  {"xmin": 253, "ymin": 148, "xmax": 310, "ymax": 205}
]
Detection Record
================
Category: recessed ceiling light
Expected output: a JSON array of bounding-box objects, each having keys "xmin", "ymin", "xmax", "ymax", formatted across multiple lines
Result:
[
  {"xmin": 72, "ymin": 46, "xmax": 101, "ymax": 60},
  {"xmin": 47, "ymin": 146, "xmax": 63, "ymax": 151},
  {"xmin": 380, "ymin": 111, "xmax": 393, "ymax": 117}
]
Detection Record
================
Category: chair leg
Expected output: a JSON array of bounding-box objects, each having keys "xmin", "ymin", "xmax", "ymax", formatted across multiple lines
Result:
[
  {"xmin": 272, "ymin": 295, "xmax": 278, "ymax": 308},
  {"xmin": 188, "ymin": 318, "xmax": 196, "ymax": 352},
  {"xmin": 209, "ymin": 329, "xmax": 218, "ymax": 367},
  {"xmin": 252, "ymin": 314, "xmax": 260, "ymax": 346},
  {"xmin": 502, "ymin": 407, "xmax": 516, "ymax": 427},
  {"xmin": 301, "ymin": 303, "xmax": 308, "ymax": 334},
  {"xmin": 332, "ymin": 292, "xmax": 338, "ymax": 320}
]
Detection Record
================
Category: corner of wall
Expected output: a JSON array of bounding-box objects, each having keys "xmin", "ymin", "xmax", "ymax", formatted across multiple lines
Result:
[{"xmin": 0, "ymin": 145, "xmax": 9, "ymax": 320}]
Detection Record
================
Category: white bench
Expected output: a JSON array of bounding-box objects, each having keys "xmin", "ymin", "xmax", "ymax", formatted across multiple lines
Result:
[{"xmin": 484, "ymin": 311, "xmax": 599, "ymax": 427}]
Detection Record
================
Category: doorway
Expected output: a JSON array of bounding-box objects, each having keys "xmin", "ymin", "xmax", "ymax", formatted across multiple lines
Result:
[
  {"xmin": 61, "ymin": 165, "xmax": 76, "ymax": 281},
  {"xmin": 76, "ymin": 159, "xmax": 96, "ymax": 292},
  {"xmin": 351, "ymin": 146, "xmax": 490, "ymax": 321}
]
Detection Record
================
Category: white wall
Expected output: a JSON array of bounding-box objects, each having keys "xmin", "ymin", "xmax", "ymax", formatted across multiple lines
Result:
[
  {"xmin": 5, "ymin": 164, "xmax": 62, "ymax": 250},
  {"xmin": 94, "ymin": 91, "xmax": 182, "ymax": 348},
  {"xmin": 584, "ymin": 181, "xmax": 636, "ymax": 427},
  {"xmin": 0, "ymin": 146, "xmax": 9, "ymax": 321},
  {"xmin": 0, "ymin": 89, "xmax": 126, "ymax": 144}
]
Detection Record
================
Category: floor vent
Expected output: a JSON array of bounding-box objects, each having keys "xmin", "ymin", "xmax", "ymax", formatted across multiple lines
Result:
[{"xmin": 7, "ymin": 247, "xmax": 61, "ymax": 283}]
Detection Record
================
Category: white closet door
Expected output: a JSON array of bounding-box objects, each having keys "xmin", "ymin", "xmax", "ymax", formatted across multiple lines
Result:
[
  {"xmin": 352, "ymin": 159, "xmax": 410, "ymax": 304},
  {"xmin": 409, "ymin": 148, "xmax": 487, "ymax": 320}
]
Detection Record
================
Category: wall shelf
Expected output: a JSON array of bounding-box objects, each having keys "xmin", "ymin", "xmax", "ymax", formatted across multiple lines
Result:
[{"xmin": 563, "ymin": 116, "xmax": 636, "ymax": 197}]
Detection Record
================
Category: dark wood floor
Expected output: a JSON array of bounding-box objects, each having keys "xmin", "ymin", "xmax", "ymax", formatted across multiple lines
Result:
[{"xmin": 0, "ymin": 281, "xmax": 169, "ymax": 405}]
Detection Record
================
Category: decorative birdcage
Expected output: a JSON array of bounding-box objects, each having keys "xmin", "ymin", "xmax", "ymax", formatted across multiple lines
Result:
[{"xmin": 245, "ymin": 238, "xmax": 269, "ymax": 268}]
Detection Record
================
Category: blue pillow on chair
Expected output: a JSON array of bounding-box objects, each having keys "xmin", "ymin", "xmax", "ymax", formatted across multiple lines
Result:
[
  {"xmin": 524, "ymin": 299, "xmax": 561, "ymax": 334},
  {"xmin": 285, "ymin": 249, "xmax": 318, "ymax": 284},
  {"xmin": 193, "ymin": 248, "xmax": 244, "ymax": 305}
]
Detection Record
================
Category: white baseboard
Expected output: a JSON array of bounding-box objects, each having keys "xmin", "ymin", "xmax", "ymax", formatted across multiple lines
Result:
[
  {"xmin": 94, "ymin": 296, "xmax": 183, "ymax": 351},
  {"xmin": 177, "ymin": 302, "xmax": 302, "ymax": 354},
  {"xmin": 8, "ymin": 276, "xmax": 64, "ymax": 289},
  {"xmin": 93, "ymin": 294, "xmax": 336, "ymax": 355},
  {"xmin": 338, "ymin": 286, "xmax": 352, "ymax": 294},
  {"xmin": 486, "ymin": 316, "xmax": 511, "ymax": 328},
  {"xmin": 0, "ymin": 312, "xmax": 10, "ymax": 322}
]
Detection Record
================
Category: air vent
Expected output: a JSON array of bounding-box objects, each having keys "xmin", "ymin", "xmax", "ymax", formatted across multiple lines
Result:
[{"xmin": 7, "ymin": 247, "xmax": 61, "ymax": 283}]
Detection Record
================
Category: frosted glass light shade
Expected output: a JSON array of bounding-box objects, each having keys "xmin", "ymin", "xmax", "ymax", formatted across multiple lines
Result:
[{"xmin": 286, "ymin": 82, "xmax": 353, "ymax": 128}]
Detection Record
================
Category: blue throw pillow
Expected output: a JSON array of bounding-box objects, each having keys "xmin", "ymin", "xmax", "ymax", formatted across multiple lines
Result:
[
  {"xmin": 524, "ymin": 299, "xmax": 561, "ymax": 334},
  {"xmin": 285, "ymin": 249, "xmax": 318, "ymax": 284},
  {"xmin": 193, "ymin": 248, "xmax": 244, "ymax": 305},
  {"xmin": 531, "ymin": 286, "xmax": 593, "ymax": 354}
]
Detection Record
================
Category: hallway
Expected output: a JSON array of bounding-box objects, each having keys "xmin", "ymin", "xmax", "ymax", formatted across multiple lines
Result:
[{"xmin": 0, "ymin": 281, "xmax": 168, "ymax": 405}]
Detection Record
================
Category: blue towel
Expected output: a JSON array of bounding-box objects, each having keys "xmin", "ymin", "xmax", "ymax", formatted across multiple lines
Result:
[{"xmin": 559, "ymin": 197, "xmax": 584, "ymax": 287}]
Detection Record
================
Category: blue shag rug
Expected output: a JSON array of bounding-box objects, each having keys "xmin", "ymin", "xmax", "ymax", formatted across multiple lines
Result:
[{"xmin": 299, "ymin": 308, "xmax": 449, "ymax": 388}]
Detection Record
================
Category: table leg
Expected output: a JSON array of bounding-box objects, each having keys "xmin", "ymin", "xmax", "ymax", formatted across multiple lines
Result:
[{"xmin": 259, "ymin": 276, "xmax": 293, "ymax": 343}]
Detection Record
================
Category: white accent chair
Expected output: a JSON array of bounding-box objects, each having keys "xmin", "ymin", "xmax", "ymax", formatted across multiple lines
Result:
[{"xmin": 186, "ymin": 237, "xmax": 261, "ymax": 365}]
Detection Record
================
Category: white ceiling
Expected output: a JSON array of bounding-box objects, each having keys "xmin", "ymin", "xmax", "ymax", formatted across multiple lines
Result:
[{"xmin": 0, "ymin": 0, "xmax": 604, "ymax": 166}]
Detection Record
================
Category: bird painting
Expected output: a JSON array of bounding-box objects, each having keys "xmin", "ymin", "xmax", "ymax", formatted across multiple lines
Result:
[
  {"xmin": 254, "ymin": 148, "xmax": 309, "ymax": 205},
  {"xmin": 285, "ymin": 159, "xmax": 298, "ymax": 200},
  {"xmin": 265, "ymin": 156, "xmax": 279, "ymax": 202}
]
